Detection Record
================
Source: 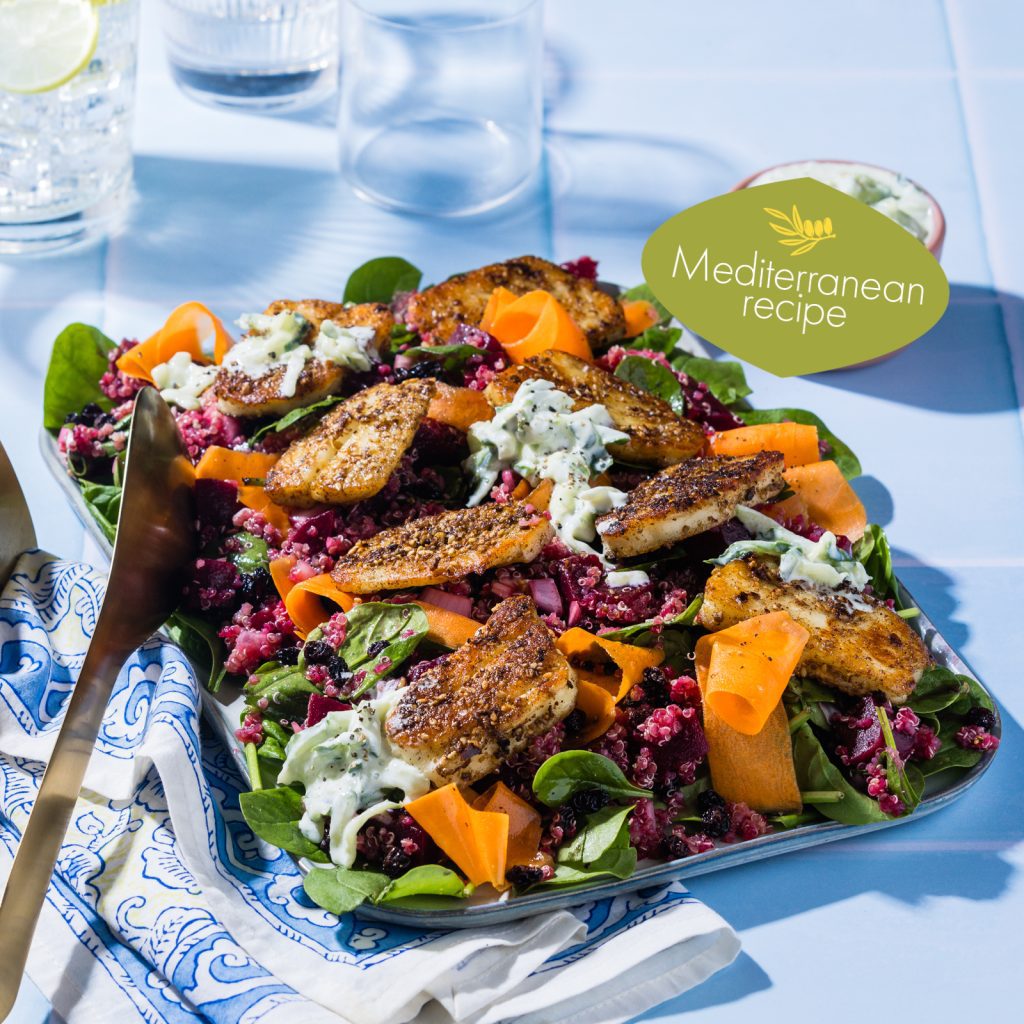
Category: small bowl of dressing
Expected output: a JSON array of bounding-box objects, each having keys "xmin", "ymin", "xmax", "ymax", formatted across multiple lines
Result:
[{"xmin": 734, "ymin": 159, "xmax": 945, "ymax": 260}]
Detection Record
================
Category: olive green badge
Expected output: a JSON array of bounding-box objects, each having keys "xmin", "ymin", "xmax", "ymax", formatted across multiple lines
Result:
[{"xmin": 641, "ymin": 178, "xmax": 949, "ymax": 375}]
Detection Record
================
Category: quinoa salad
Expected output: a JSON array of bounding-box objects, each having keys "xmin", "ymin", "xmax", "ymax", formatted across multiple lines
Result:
[{"xmin": 46, "ymin": 254, "xmax": 1000, "ymax": 914}]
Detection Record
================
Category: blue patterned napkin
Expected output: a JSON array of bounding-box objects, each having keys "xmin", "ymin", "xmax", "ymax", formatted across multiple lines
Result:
[{"xmin": 0, "ymin": 552, "xmax": 739, "ymax": 1024}]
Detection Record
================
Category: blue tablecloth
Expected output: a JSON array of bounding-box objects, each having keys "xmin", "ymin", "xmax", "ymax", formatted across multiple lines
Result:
[{"xmin": 2, "ymin": 1, "xmax": 1021, "ymax": 1020}]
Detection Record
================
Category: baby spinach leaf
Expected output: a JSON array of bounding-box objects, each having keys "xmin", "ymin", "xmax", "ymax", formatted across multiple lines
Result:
[
  {"xmin": 792, "ymin": 723, "xmax": 891, "ymax": 825},
  {"xmin": 239, "ymin": 786, "xmax": 329, "ymax": 862},
  {"xmin": 532, "ymin": 751, "xmax": 652, "ymax": 807},
  {"xmin": 671, "ymin": 353, "xmax": 751, "ymax": 406},
  {"xmin": 244, "ymin": 664, "xmax": 319, "ymax": 720},
  {"xmin": 853, "ymin": 524, "xmax": 901, "ymax": 605},
  {"xmin": 621, "ymin": 283, "xmax": 671, "ymax": 324},
  {"xmin": 738, "ymin": 407, "xmax": 862, "ymax": 480},
  {"xmin": 919, "ymin": 743, "xmax": 982, "ymax": 777},
  {"xmin": 339, "ymin": 601, "xmax": 429, "ymax": 697},
  {"xmin": 165, "ymin": 611, "xmax": 227, "ymax": 693},
  {"xmin": 403, "ymin": 343, "xmax": 481, "ymax": 372},
  {"xmin": 343, "ymin": 257, "xmax": 423, "ymax": 304},
  {"xmin": 558, "ymin": 804, "xmax": 633, "ymax": 867},
  {"xmin": 229, "ymin": 531, "xmax": 270, "ymax": 575},
  {"xmin": 625, "ymin": 324, "xmax": 682, "ymax": 354},
  {"xmin": 540, "ymin": 849, "xmax": 638, "ymax": 889},
  {"xmin": 948, "ymin": 675, "xmax": 995, "ymax": 715},
  {"xmin": 43, "ymin": 323, "xmax": 115, "ymax": 431},
  {"xmin": 78, "ymin": 480, "xmax": 122, "ymax": 543},
  {"xmin": 379, "ymin": 865, "xmax": 470, "ymax": 903},
  {"xmin": 250, "ymin": 395, "xmax": 344, "ymax": 442},
  {"xmin": 614, "ymin": 355, "xmax": 685, "ymax": 415},
  {"xmin": 909, "ymin": 666, "xmax": 972, "ymax": 715},
  {"xmin": 303, "ymin": 866, "xmax": 390, "ymax": 914}
]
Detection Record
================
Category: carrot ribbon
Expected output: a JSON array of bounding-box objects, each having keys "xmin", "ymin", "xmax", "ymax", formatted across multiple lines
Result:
[
  {"xmin": 480, "ymin": 287, "xmax": 593, "ymax": 364},
  {"xmin": 117, "ymin": 302, "xmax": 234, "ymax": 382}
]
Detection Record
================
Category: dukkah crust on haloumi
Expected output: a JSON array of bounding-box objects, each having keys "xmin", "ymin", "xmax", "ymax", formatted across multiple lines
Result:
[
  {"xmin": 596, "ymin": 453, "xmax": 785, "ymax": 558},
  {"xmin": 697, "ymin": 557, "xmax": 931, "ymax": 703},
  {"xmin": 265, "ymin": 379, "xmax": 434, "ymax": 508},
  {"xmin": 386, "ymin": 595, "xmax": 577, "ymax": 785},
  {"xmin": 330, "ymin": 500, "xmax": 554, "ymax": 593},
  {"xmin": 213, "ymin": 301, "xmax": 393, "ymax": 418},
  {"xmin": 405, "ymin": 255, "xmax": 626, "ymax": 348},
  {"xmin": 484, "ymin": 350, "xmax": 706, "ymax": 467}
]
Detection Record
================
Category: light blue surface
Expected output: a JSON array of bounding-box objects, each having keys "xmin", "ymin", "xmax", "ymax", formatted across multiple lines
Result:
[{"xmin": 1, "ymin": 1, "xmax": 1021, "ymax": 1021}]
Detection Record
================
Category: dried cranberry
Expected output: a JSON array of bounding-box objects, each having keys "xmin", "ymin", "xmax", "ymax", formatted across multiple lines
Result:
[
  {"xmin": 239, "ymin": 566, "xmax": 273, "ymax": 604},
  {"xmin": 303, "ymin": 640, "xmax": 333, "ymax": 665},
  {"xmin": 562, "ymin": 709, "xmax": 586, "ymax": 737},
  {"xmin": 964, "ymin": 706, "xmax": 996, "ymax": 731},
  {"xmin": 328, "ymin": 653, "xmax": 351, "ymax": 682},
  {"xmin": 698, "ymin": 789, "xmax": 730, "ymax": 837},
  {"xmin": 381, "ymin": 847, "xmax": 412, "ymax": 878},
  {"xmin": 366, "ymin": 640, "xmax": 388, "ymax": 658},
  {"xmin": 506, "ymin": 864, "xmax": 548, "ymax": 888},
  {"xmin": 569, "ymin": 788, "xmax": 610, "ymax": 816},
  {"xmin": 275, "ymin": 645, "xmax": 300, "ymax": 666},
  {"xmin": 394, "ymin": 359, "xmax": 444, "ymax": 382}
]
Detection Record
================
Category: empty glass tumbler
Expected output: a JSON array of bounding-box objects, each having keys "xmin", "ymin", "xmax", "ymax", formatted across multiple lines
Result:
[
  {"xmin": 339, "ymin": 0, "xmax": 544, "ymax": 216},
  {"xmin": 0, "ymin": 0, "xmax": 139, "ymax": 255},
  {"xmin": 161, "ymin": 1, "xmax": 341, "ymax": 111}
]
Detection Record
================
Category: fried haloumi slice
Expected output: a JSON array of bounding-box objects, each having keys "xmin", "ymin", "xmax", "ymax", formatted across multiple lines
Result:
[
  {"xmin": 484, "ymin": 350, "xmax": 706, "ymax": 467},
  {"xmin": 596, "ymin": 453, "xmax": 785, "ymax": 558},
  {"xmin": 697, "ymin": 557, "xmax": 931, "ymax": 703},
  {"xmin": 264, "ymin": 379, "xmax": 434, "ymax": 508},
  {"xmin": 331, "ymin": 500, "xmax": 554, "ymax": 593},
  {"xmin": 386, "ymin": 595, "xmax": 577, "ymax": 785},
  {"xmin": 213, "ymin": 301, "xmax": 393, "ymax": 418},
  {"xmin": 405, "ymin": 255, "xmax": 626, "ymax": 348}
]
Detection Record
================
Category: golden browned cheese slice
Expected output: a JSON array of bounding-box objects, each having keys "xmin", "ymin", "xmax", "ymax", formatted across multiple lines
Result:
[
  {"xmin": 697, "ymin": 557, "xmax": 931, "ymax": 703},
  {"xmin": 330, "ymin": 500, "xmax": 554, "ymax": 593},
  {"xmin": 265, "ymin": 379, "xmax": 434, "ymax": 508},
  {"xmin": 405, "ymin": 255, "xmax": 626, "ymax": 348},
  {"xmin": 213, "ymin": 301, "xmax": 393, "ymax": 417},
  {"xmin": 484, "ymin": 350, "xmax": 706, "ymax": 467},
  {"xmin": 596, "ymin": 453, "xmax": 785, "ymax": 558},
  {"xmin": 386, "ymin": 595, "xmax": 577, "ymax": 785}
]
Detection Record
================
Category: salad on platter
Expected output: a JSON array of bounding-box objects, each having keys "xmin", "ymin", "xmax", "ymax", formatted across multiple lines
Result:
[{"xmin": 45, "ymin": 253, "xmax": 1000, "ymax": 915}]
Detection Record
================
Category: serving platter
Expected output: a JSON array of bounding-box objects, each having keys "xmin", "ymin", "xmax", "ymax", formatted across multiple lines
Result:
[{"xmin": 41, "ymin": 430, "xmax": 1002, "ymax": 928}]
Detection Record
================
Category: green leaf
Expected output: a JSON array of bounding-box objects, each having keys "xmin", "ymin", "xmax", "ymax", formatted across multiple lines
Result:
[
  {"xmin": 303, "ymin": 866, "xmax": 390, "ymax": 914},
  {"xmin": 43, "ymin": 323, "xmax": 115, "ymax": 432},
  {"xmin": 78, "ymin": 479, "xmax": 121, "ymax": 543},
  {"xmin": 539, "ymin": 849, "xmax": 638, "ymax": 889},
  {"xmin": 738, "ymin": 407, "xmax": 862, "ymax": 480},
  {"xmin": 229, "ymin": 531, "xmax": 270, "ymax": 576},
  {"xmin": 239, "ymin": 787, "xmax": 329, "ymax": 862},
  {"xmin": 558, "ymin": 804, "xmax": 634, "ymax": 867},
  {"xmin": 379, "ymin": 865, "xmax": 470, "ymax": 903},
  {"xmin": 671, "ymin": 354, "xmax": 752, "ymax": 406},
  {"xmin": 337, "ymin": 602, "xmax": 429, "ymax": 697},
  {"xmin": 919, "ymin": 743, "xmax": 982, "ymax": 777},
  {"xmin": 243, "ymin": 664, "xmax": 319, "ymax": 721},
  {"xmin": 532, "ymin": 751, "xmax": 652, "ymax": 807},
  {"xmin": 250, "ymin": 395, "xmax": 344, "ymax": 443},
  {"xmin": 791, "ymin": 723, "xmax": 892, "ymax": 825},
  {"xmin": 852, "ymin": 524, "xmax": 900, "ymax": 605},
  {"xmin": 343, "ymin": 257, "xmax": 423, "ymax": 304},
  {"xmin": 403, "ymin": 343, "xmax": 482, "ymax": 372},
  {"xmin": 621, "ymin": 283, "xmax": 671, "ymax": 324},
  {"xmin": 626, "ymin": 325, "xmax": 682, "ymax": 354},
  {"xmin": 164, "ymin": 611, "xmax": 227, "ymax": 693},
  {"xmin": 947, "ymin": 675, "xmax": 995, "ymax": 715},
  {"xmin": 614, "ymin": 355, "xmax": 685, "ymax": 415},
  {"xmin": 908, "ymin": 666, "xmax": 972, "ymax": 715}
]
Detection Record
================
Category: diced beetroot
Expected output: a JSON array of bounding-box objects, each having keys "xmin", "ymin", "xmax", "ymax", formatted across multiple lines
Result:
[
  {"xmin": 412, "ymin": 418, "xmax": 468, "ymax": 464},
  {"xmin": 181, "ymin": 557, "xmax": 240, "ymax": 612},
  {"xmin": 306, "ymin": 693, "xmax": 351, "ymax": 727}
]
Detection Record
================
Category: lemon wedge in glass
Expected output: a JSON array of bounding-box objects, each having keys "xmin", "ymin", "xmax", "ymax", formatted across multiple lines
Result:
[{"xmin": 0, "ymin": 0, "xmax": 101, "ymax": 94}]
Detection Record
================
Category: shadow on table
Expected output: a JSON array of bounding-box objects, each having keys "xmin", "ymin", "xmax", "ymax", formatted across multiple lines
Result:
[{"xmin": 806, "ymin": 284, "xmax": 1023, "ymax": 414}]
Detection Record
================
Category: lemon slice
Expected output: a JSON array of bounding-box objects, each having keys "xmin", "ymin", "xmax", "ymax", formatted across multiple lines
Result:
[{"xmin": 0, "ymin": 0, "xmax": 100, "ymax": 94}]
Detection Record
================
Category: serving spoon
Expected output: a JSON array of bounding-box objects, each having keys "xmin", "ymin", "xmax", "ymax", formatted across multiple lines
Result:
[
  {"xmin": 0, "ymin": 441, "xmax": 37, "ymax": 588},
  {"xmin": 0, "ymin": 388, "xmax": 195, "ymax": 1021}
]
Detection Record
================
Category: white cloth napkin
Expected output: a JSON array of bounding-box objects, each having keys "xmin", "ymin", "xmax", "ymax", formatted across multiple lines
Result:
[{"xmin": 0, "ymin": 552, "xmax": 739, "ymax": 1024}]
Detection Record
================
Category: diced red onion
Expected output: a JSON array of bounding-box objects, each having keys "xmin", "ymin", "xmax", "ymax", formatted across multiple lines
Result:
[
  {"xmin": 528, "ymin": 578, "xmax": 563, "ymax": 615},
  {"xmin": 489, "ymin": 581, "xmax": 516, "ymax": 599},
  {"xmin": 394, "ymin": 354, "xmax": 415, "ymax": 370},
  {"xmin": 421, "ymin": 588, "xmax": 474, "ymax": 617}
]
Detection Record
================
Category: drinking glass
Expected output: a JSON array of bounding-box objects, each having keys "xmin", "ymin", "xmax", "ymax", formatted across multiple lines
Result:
[
  {"xmin": 0, "ymin": 0, "xmax": 139, "ymax": 256},
  {"xmin": 161, "ymin": 1, "xmax": 341, "ymax": 111},
  {"xmin": 339, "ymin": 0, "xmax": 544, "ymax": 216}
]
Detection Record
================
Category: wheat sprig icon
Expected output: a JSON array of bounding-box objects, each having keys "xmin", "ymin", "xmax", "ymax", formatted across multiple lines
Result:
[{"xmin": 764, "ymin": 205, "xmax": 835, "ymax": 255}]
